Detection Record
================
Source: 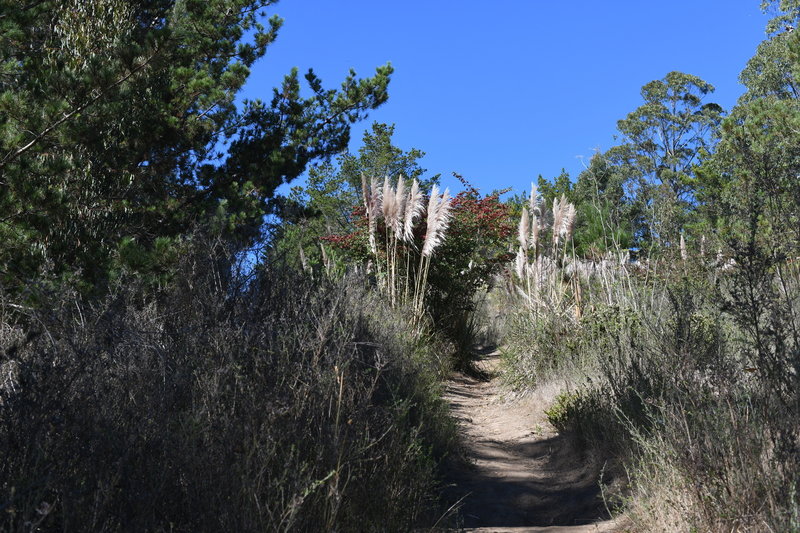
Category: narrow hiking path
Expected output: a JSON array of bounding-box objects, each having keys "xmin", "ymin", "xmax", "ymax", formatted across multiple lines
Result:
[{"xmin": 442, "ymin": 351, "xmax": 626, "ymax": 533}]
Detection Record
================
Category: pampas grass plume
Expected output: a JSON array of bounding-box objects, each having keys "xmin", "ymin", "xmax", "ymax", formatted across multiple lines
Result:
[
  {"xmin": 381, "ymin": 176, "xmax": 395, "ymax": 224},
  {"xmin": 680, "ymin": 233, "xmax": 687, "ymax": 262},
  {"xmin": 393, "ymin": 175, "xmax": 407, "ymax": 235},
  {"xmin": 422, "ymin": 186, "xmax": 453, "ymax": 258},
  {"xmin": 530, "ymin": 183, "xmax": 540, "ymax": 217},
  {"xmin": 361, "ymin": 173, "xmax": 369, "ymax": 212},
  {"xmin": 552, "ymin": 196, "xmax": 564, "ymax": 246},
  {"xmin": 403, "ymin": 179, "xmax": 424, "ymax": 243},
  {"xmin": 515, "ymin": 247, "xmax": 526, "ymax": 279},
  {"xmin": 561, "ymin": 202, "xmax": 576, "ymax": 241},
  {"xmin": 368, "ymin": 176, "xmax": 381, "ymax": 253},
  {"xmin": 518, "ymin": 208, "xmax": 529, "ymax": 250},
  {"xmin": 531, "ymin": 214, "xmax": 539, "ymax": 252}
]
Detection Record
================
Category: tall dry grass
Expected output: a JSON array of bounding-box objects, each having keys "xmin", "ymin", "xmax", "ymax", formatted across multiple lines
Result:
[
  {"xmin": 0, "ymin": 236, "xmax": 456, "ymax": 532},
  {"xmin": 503, "ymin": 184, "xmax": 606, "ymax": 386},
  {"xmin": 360, "ymin": 175, "xmax": 453, "ymax": 326},
  {"xmin": 499, "ymin": 213, "xmax": 800, "ymax": 531}
]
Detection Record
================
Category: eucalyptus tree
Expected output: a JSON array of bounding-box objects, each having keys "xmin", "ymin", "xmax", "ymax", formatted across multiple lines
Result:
[
  {"xmin": 740, "ymin": 0, "xmax": 800, "ymax": 101},
  {"xmin": 578, "ymin": 72, "xmax": 723, "ymax": 249}
]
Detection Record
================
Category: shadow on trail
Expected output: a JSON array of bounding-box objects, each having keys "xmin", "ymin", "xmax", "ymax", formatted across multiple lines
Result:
[
  {"xmin": 442, "ymin": 353, "xmax": 613, "ymax": 530},
  {"xmin": 455, "ymin": 344, "xmax": 498, "ymax": 382},
  {"xmin": 444, "ymin": 432, "xmax": 610, "ymax": 528}
]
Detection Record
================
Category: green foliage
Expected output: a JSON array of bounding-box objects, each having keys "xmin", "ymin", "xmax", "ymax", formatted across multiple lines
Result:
[
  {"xmin": 322, "ymin": 173, "xmax": 512, "ymax": 365},
  {"xmin": 0, "ymin": 1, "xmax": 392, "ymax": 290},
  {"xmin": 740, "ymin": 1, "xmax": 800, "ymax": 102},
  {"xmin": 502, "ymin": 224, "xmax": 800, "ymax": 529},
  {"xmin": 519, "ymin": 14, "xmax": 800, "ymax": 528},
  {"xmin": 575, "ymin": 72, "xmax": 722, "ymax": 250},
  {"xmin": 536, "ymin": 169, "xmax": 575, "ymax": 207},
  {"xmin": 701, "ymin": 100, "xmax": 800, "ymax": 249},
  {"xmin": 574, "ymin": 152, "xmax": 632, "ymax": 237},
  {"xmin": 113, "ymin": 235, "xmax": 185, "ymax": 288},
  {"xmin": 517, "ymin": 169, "xmax": 631, "ymax": 259},
  {"xmin": 273, "ymin": 123, "xmax": 435, "ymax": 274},
  {"xmin": 698, "ymin": 95, "xmax": 800, "ymax": 404},
  {"xmin": 339, "ymin": 122, "xmax": 438, "ymax": 190},
  {"xmin": 572, "ymin": 201, "xmax": 633, "ymax": 258},
  {"xmin": 545, "ymin": 390, "xmax": 582, "ymax": 432},
  {"xmin": 425, "ymin": 177, "xmax": 513, "ymax": 328},
  {"xmin": 740, "ymin": 30, "xmax": 800, "ymax": 101},
  {"xmin": 761, "ymin": 0, "xmax": 800, "ymax": 31}
]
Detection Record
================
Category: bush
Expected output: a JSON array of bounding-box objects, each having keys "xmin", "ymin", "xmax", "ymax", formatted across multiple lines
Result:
[
  {"xmin": 0, "ymin": 239, "xmax": 455, "ymax": 532},
  {"xmin": 544, "ymin": 390, "xmax": 582, "ymax": 432}
]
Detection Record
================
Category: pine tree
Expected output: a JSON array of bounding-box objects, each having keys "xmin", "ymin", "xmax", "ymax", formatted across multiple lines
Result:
[{"xmin": 0, "ymin": 0, "xmax": 392, "ymax": 289}]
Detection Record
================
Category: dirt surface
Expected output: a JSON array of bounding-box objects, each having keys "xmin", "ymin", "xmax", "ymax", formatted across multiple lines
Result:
[{"xmin": 442, "ymin": 352, "xmax": 627, "ymax": 532}]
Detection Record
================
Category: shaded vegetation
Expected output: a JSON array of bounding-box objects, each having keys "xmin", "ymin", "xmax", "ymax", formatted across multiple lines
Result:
[
  {"xmin": 0, "ymin": 237, "xmax": 454, "ymax": 531},
  {"xmin": 3, "ymin": 0, "xmax": 800, "ymax": 531}
]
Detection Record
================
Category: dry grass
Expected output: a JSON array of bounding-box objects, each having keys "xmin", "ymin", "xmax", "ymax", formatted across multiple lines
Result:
[
  {"xmin": 500, "ymin": 250, "xmax": 800, "ymax": 531},
  {"xmin": 0, "ymin": 237, "xmax": 456, "ymax": 532},
  {"xmin": 499, "ymin": 183, "xmax": 800, "ymax": 530}
]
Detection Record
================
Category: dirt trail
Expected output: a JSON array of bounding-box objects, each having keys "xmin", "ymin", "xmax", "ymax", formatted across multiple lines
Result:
[{"xmin": 442, "ymin": 351, "xmax": 625, "ymax": 532}]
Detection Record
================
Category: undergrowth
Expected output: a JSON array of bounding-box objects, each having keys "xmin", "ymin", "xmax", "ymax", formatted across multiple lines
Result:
[
  {"xmin": 0, "ymin": 239, "xmax": 455, "ymax": 532},
  {"xmin": 500, "ymin": 253, "xmax": 800, "ymax": 531}
]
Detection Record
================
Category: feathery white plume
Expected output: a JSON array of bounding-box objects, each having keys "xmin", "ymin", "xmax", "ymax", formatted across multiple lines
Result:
[
  {"xmin": 370, "ymin": 176, "xmax": 381, "ymax": 215},
  {"xmin": 515, "ymin": 246, "xmax": 526, "ymax": 279},
  {"xmin": 381, "ymin": 175, "xmax": 395, "ymax": 224},
  {"xmin": 422, "ymin": 186, "xmax": 453, "ymax": 257},
  {"xmin": 393, "ymin": 175, "xmax": 407, "ymax": 235},
  {"xmin": 552, "ymin": 195, "xmax": 564, "ymax": 246},
  {"xmin": 319, "ymin": 242, "xmax": 330, "ymax": 272},
  {"xmin": 529, "ymin": 183, "xmax": 540, "ymax": 217},
  {"xmin": 361, "ymin": 173, "xmax": 369, "ymax": 212},
  {"xmin": 403, "ymin": 179, "xmax": 424, "ymax": 243},
  {"xmin": 680, "ymin": 233, "xmax": 687, "ymax": 262},
  {"xmin": 518, "ymin": 208, "xmax": 529, "ymax": 250},
  {"xmin": 561, "ymin": 201, "xmax": 576, "ymax": 241},
  {"xmin": 424, "ymin": 184, "xmax": 439, "ymax": 240},
  {"xmin": 367, "ymin": 176, "xmax": 380, "ymax": 253}
]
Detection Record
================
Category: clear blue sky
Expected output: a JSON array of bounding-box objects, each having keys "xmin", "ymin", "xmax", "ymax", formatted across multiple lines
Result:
[{"xmin": 240, "ymin": 1, "xmax": 770, "ymax": 197}]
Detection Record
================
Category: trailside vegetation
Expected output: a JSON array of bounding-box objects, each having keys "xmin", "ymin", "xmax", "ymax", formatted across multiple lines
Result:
[
  {"xmin": 499, "ymin": 2, "xmax": 800, "ymax": 530},
  {"xmin": 2, "ymin": 0, "xmax": 800, "ymax": 531}
]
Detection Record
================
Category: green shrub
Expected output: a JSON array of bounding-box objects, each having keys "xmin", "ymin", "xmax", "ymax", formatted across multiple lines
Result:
[{"xmin": 544, "ymin": 390, "xmax": 582, "ymax": 431}]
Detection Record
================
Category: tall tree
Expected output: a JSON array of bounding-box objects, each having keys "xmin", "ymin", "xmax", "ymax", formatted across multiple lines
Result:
[
  {"xmin": 583, "ymin": 72, "xmax": 723, "ymax": 248},
  {"xmin": 0, "ymin": 0, "xmax": 392, "ymax": 289},
  {"xmin": 739, "ymin": 1, "xmax": 800, "ymax": 101},
  {"xmin": 698, "ymin": 0, "xmax": 800, "ymax": 249},
  {"xmin": 339, "ymin": 122, "xmax": 433, "ymax": 190},
  {"xmin": 536, "ymin": 169, "xmax": 574, "ymax": 207},
  {"xmin": 699, "ymin": 99, "xmax": 800, "ymax": 258},
  {"xmin": 573, "ymin": 150, "xmax": 632, "ymax": 233},
  {"xmin": 695, "ymin": 9, "xmax": 800, "ymax": 396},
  {"xmin": 699, "ymin": 1, "xmax": 800, "ymax": 257}
]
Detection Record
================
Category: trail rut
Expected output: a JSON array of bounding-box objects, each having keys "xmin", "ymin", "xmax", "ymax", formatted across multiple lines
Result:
[{"xmin": 442, "ymin": 352, "xmax": 626, "ymax": 532}]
